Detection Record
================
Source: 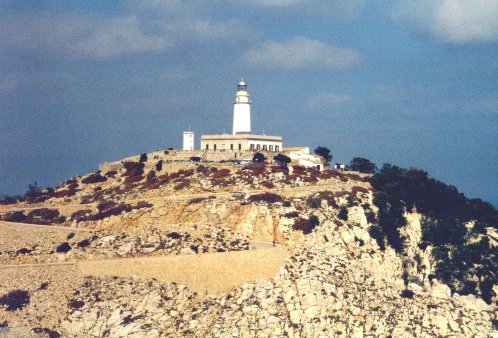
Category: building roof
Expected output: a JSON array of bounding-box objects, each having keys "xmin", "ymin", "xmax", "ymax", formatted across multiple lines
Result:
[{"xmin": 201, "ymin": 133, "xmax": 282, "ymax": 141}]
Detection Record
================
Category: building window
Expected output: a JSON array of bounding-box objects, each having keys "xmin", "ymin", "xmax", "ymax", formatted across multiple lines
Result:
[
  {"xmin": 269, "ymin": 145, "xmax": 273, "ymax": 151},
  {"xmin": 275, "ymin": 145, "xmax": 279, "ymax": 152},
  {"xmin": 263, "ymin": 145, "xmax": 267, "ymax": 151},
  {"xmin": 250, "ymin": 144, "xmax": 254, "ymax": 150},
  {"xmin": 238, "ymin": 144, "xmax": 242, "ymax": 150},
  {"xmin": 230, "ymin": 144, "xmax": 233, "ymax": 150},
  {"xmin": 206, "ymin": 144, "xmax": 209, "ymax": 150},
  {"xmin": 214, "ymin": 144, "xmax": 217, "ymax": 150},
  {"xmin": 256, "ymin": 144, "xmax": 260, "ymax": 150}
]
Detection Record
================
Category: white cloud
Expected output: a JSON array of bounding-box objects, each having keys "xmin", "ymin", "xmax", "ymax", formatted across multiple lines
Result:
[
  {"xmin": 0, "ymin": 7, "xmax": 245, "ymax": 59},
  {"xmin": 228, "ymin": 0, "xmax": 365, "ymax": 20},
  {"xmin": 241, "ymin": 37, "xmax": 361, "ymax": 71},
  {"xmin": 248, "ymin": 0, "xmax": 305, "ymax": 7},
  {"xmin": 0, "ymin": 13, "xmax": 173, "ymax": 58},
  {"xmin": 392, "ymin": 0, "xmax": 498, "ymax": 43},
  {"xmin": 77, "ymin": 17, "xmax": 172, "ymax": 58},
  {"xmin": 305, "ymin": 93, "xmax": 353, "ymax": 109}
]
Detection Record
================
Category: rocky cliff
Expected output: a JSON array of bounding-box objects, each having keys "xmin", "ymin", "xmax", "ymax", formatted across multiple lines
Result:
[{"xmin": 0, "ymin": 160, "xmax": 496, "ymax": 337}]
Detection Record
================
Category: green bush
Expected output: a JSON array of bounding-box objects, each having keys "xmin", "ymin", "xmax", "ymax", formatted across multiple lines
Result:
[{"xmin": 338, "ymin": 207, "xmax": 348, "ymax": 221}]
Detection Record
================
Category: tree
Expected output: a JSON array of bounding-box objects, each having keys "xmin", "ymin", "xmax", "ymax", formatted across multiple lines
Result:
[
  {"xmin": 349, "ymin": 157, "xmax": 377, "ymax": 174},
  {"xmin": 314, "ymin": 147, "xmax": 332, "ymax": 164},
  {"xmin": 139, "ymin": 153, "xmax": 148, "ymax": 163},
  {"xmin": 273, "ymin": 153, "xmax": 291, "ymax": 165},
  {"xmin": 253, "ymin": 152, "xmax": 266, "ymax": 163},
  {"xmin": 155, "ymin": 160, "xmax": 163, "ymax": 171},
  {"xmin": 24, "ymin": 182, "xmax": 42, "ymax": 200}
]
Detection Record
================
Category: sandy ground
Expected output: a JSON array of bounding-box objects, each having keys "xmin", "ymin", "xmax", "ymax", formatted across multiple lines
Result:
[{"xmin": 78, "ymin": 245, "xmax": 290, "ymax": 295}]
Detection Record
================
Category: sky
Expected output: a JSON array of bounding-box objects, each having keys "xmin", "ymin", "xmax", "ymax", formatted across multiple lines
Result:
[{"xmin": 0, "ymin": 0, "xmax": 497, "ymax": 206}]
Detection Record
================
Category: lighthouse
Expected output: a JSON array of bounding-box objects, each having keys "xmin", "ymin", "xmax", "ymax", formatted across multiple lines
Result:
[
  {"xmin": 232, "ymin": 79, "xmax": 251, "ymax": 134},
  {"xmin": 200, "ymin": 79, "xmax": 282, "ymax": 153}
]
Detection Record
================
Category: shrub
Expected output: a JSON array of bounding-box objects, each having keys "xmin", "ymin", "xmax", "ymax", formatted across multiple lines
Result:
[
  {"xmin": 68, "ymin": 300, "xmax": 85, "ymax": 309},
  {"xmin": 88, "ymin": 203, "xmax": 132, "ymax": 221},
  {"xmin": 351, "ymin": 186, "xmax": 369, "ymax": 197},
  {"xmin": 196, "ymin": 165, "xmax": 209, "ymax": 174},
  {"xmin": 124, "ymin": 175, "xmax": 144, "ymax": 184},
  {"xmin": 146, "ymin": 170, "xmax": 157, "ymax": 184},
  {"xmin": 293, "ymin": 215, "xmax": 319, "ymax": 234},
  {"xmin": 27, "ymin": 208, "xmax": 60, "ymax": 221},
  {"xmin": 400, "ymin": 290, "xmax": 414, "ymax": 299},
  {"xmin": 190, "ymin": 156, "xmax": 201, "ymax": 162},
  {"xmin": 81, "ymin": 173, "xmax": 107, "ymax": 184},
  {"xmin": 97, "ymin": 201, "xmax": 118, "ymax": 212},
  {"xmin": 70, "ymin": 209, "xmax": 92, "ymax": 221},
  {"xmin": 211, "ymin": 168, "xmax": 231, "ymax": 178},
  {"xmin": 56, "ymin": 242, "xmax": 71, "ymax": 253},
  {"xmin": 0, "ymin": 290, "xmax": 30, "ymax": 311},
  {"xmin": 188, "ymin": 196, "xmax": 215, "ymax": 205},
  {"xmin": 261, "ymin": 181, "xmax": 275, "ymax": 189},
  {"xmin": 369, "ymin": 224, "xmax": 385, "ymax": 250},
  {"xmin": 270, "ymin": 165, "xmax": 289, "ymax": 175},
  {"xmin": 318, "ymin": 170, "xmax": 340, "ymax": 180},
  {"xmin": 16, "ymin": 248, "xmax": 31, "ymax": 255},
  {"xmin": 156, "ymin": 174, "xmax": 169, "ymax": 185},
  {"xmin": 139, "ymin": 153, "xmax": 148, "ymax": 163},
  {"xmin": 174, "ymin": 179, "xmax": 191, "ymax": 190},
  {"xmin": 303, "ymin": 176, "xmax": 318, "ymax": 183},
  {"xmin": 77, "ymin": 239, "xmax": 91, "ymax": 248},
  {"xmin": 348, "ymin": 157, "xmax": 377, "ymax": 174},
  {"xmin": 317, "ymin": 191, "xmax": 338, "ymax": 208},
  {"xmin": 180, "ymin": 169, "xmax": 195, "ymax": 177},
  {"xmin": 338, "ymin": 207, "xmax": 348, "ymax": 221},
  {"xmin": 105, "ymin": 170, "xmax": 117, "ymax": 177},
  {"xmin": 307, "ymin": 198, "xmax": 321, "ymax": 209},
  {"xmin": 282, "ymin": 200, "xmax": 291, "ymax": 207},
  {"xmin": 248, "ymin": 193, "xmax": 283, "ymax": 204},
  {"xmin": 343, "ymin": 173, "xmax": 364, "ymax": 182},
  {"xmin": 284, "ymin": 212, "xmax": 299, "ymax": 218},
  {"xmin": 4, "ymin": 211, "xmax": 27, "ymax": 223},
  {"xmin": 292, "ymin": 165, "xmax": 306, "ymax": 173},
  {"xmin": 155, "ymin": 160, "xmax": 163, "ymax": 171},
  {"xmin": 273, "ymin": 154, "xmax": 291, "ymax": 165},
  {"xmin": 52, "ymin": 189, "xmax": 77, "ymax": 198},
  {"xmin": 122, "ymin": 161, "xmax": 144, "ymax": 177},
  {"xmin": 253, "ymin": 152, "xmax": 266, "ymax": 163},
  {"xmin": 133, "ymin": 201, "xmax": 153, "ymax": 209},
  {"xmin": 0, "ymin": 195, "xmax": 20, "ymax": 204}
]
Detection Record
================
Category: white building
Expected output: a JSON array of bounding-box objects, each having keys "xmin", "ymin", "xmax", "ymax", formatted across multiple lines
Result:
[
  {"xmin": 284, "ymin": 147, "xmax": 326, "ymax": 171},
  {"xmin": 183, "ymin": 131, "xmax": 194, "ymax": 151},
  {"xmin": 201, "ymin": 80, "xmax": 282, "ymax": 153}
]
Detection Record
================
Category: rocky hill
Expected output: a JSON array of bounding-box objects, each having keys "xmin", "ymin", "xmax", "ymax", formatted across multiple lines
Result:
[{"xmin": 0, "ymin": 155, "xmax": 496, "ymax": 337}]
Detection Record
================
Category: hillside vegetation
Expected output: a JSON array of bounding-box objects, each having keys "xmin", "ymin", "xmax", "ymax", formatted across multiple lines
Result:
[{"xmin": 369, "ymin": 164, "xmax": 497, "ymax": 303}]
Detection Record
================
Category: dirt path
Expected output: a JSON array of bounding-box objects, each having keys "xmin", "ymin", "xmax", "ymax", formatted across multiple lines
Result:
[
  {"xmin": 78, "ymin": 245, "xmax": 289, "ymax": 295},
  {"xmin": 0, "ymin": 243, "xmax": 290, "ymax": 295},
  {"xmin": 0, "ymin": 220, "xmax": 91, "ymax": 232}
]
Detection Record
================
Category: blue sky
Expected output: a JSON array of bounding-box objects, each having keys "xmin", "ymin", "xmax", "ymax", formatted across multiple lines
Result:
[{"xmin": 0, "ymin": 0, "xmax": 497, "ymax": 205}]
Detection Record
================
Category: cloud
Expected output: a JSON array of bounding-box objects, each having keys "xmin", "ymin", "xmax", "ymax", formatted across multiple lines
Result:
[
  {"xmin": 77, "ymin": 17, "xmax": 172, "ymax": 58},
  {"xmin": 247, "ymin": 0, "xmax": 304, "ymax": 7},
  {"xmin": 305, "ymin": 93, "xmax": 353, "ymax": 109},
  {"xmin": 233, "ymin": 0, "xmax": 365, "ymax": 20},
  {"xmin": 0, "ymin": 13, "xmax": 173, "ymax": 58},
  {"xmin": 0, "ymin": 6, "xmax": 245, "ymax": 59},
  {"xmin": 392, "ymin": 0, "xmax": 498, "ymax": 43},
  {"xmin": 241, "ymin": 37, "xmax": 362, "ymax": 71}
]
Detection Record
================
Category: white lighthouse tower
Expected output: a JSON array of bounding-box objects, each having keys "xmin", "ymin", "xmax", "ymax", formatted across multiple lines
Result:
[{"xmin": 232, "ymin": 79, "xmax": 251, "ymax": 134}]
